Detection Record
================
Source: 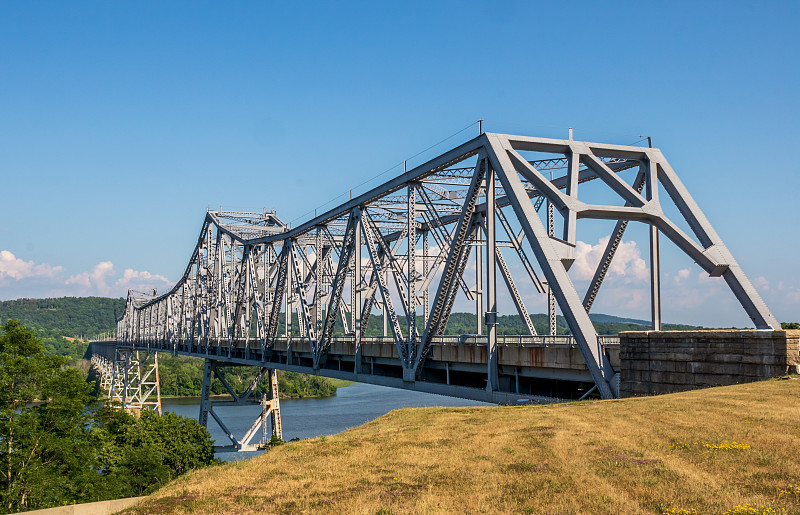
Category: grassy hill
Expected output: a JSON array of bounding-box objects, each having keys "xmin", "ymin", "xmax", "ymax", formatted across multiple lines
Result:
[{"xmin": 124, "ymin": 377, "xmax": 800, "ymax": 515}]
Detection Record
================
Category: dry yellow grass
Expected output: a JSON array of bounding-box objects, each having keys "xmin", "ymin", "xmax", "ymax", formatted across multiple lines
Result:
[{"xmin": 125, "ymin": 377, "xmax": 800, "ymax": 515}]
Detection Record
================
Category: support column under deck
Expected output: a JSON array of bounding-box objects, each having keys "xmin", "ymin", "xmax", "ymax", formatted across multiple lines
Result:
[{"xmin": 198, "ymin": 359, "xmax": 283, "ymax": 452}]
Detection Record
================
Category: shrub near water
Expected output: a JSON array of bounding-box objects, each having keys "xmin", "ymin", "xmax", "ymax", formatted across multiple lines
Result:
[{"xmin": 128, "ymin": 376, "xmax": 800, "ymax": 514}]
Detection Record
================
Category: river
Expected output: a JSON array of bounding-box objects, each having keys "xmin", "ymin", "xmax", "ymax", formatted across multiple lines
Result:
[{"xmin": 162, "ymin": 382, "xmax": 491, "ymax": 460}]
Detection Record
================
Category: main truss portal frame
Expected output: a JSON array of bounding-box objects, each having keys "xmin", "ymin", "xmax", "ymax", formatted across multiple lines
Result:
[{"xmin": 116, "ymin": 132, "xmax": 776, "ymax": 401}]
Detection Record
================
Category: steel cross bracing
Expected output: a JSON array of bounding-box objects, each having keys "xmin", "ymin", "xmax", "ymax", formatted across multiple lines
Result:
[
  {"xmin": 115, "ymin": 133, "xmax": 778, "ymax": 402},
  {"xmin": 90, "ymin": 345, "xmax": 162, "ymax": 414}
]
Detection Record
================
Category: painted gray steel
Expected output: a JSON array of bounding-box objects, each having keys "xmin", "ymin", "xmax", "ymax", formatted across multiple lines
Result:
[{"xmin": 111, "ymin": 132, "xmax": 777, "ymax": 402}]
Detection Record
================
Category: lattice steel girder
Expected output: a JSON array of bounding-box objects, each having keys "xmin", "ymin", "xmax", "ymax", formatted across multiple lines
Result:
[{"xmin": 117, "ymin": 131, "xmax": 778, "ymax": 400}]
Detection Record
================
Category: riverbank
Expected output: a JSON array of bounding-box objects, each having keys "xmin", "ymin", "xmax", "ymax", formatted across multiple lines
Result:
[
  {"xmin": 159, "ymin": 377, "xmax": 355, "ymax": 401},
  {"xmin": 125, "ymin": 376, "xmax": 800, "ymax": 514}
]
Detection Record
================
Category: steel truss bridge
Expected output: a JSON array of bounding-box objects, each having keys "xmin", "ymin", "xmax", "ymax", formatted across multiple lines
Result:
[{"xmin": 99, "ymin": 131, "xmax": 776, "ymax": 447}]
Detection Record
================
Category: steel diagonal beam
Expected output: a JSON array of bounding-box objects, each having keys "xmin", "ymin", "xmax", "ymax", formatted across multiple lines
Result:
[
  {"xmin": 506, "ymin": 149, "xmax": 572, "ymax": 213},
  {"xmin": 244, "ymin": 249, "xmax": 261, "ymax": 353},
  {"xmin": 417, "ymin": 187, "xmax": 473, "ymax": 298},
  {"xmin": 417, "ymin": 154, "xmax": 486, "ymax": 373},
  {"xmin": 583, "ymin": 168, "xmax": 646, "ymax": 312},
  {"xmin": 363, "ymin": 211, "xmax": 413, "ymax": 328},
  {"xmin": 359, "ymin": 281, "xmax": 378, "ymax": 342},
  {"xmin": 417, "ymin": 210, "xmax": 451, "ymax": 290},
  {"xmin": 356, "ymin": 252, "xmax": 387, "ymax": 346},
  {"xmin": 249, "ymin": 247, "xmax": 266, "ymax": 347},
  {"xmin": 575, "ymin": 201, "xmax": 723, "ymax": 277},
  {"xmin": 222, "ymin": 237, "xmax": 236, "ymax": 347},
  {"xmin": 361, "ymin": 214, "xmax": 407, "ymax": 363},
  {"xmin": 290, "ymin": 241, "xmax": 318, "ymax": 348},
  {"xmin": 654, "ymin": 156, "xmax": 778, "ymax": 328},
  {"xmin": 579, "ymin": 150, "xmax": 647, "ymax": 207},
  {"xmin": 241, "ymin": 367, "xmax": 267, "ymax": 402},
  {"xmin": 212, "ymin": 230, "xmax": 223, "ymax": 342},
  {"xmin": 485, "ymin": 134, "xmax": 616, "ymax": 399},
  {"xmin": 436, "ymin": 221, "xmax": 478, "ymax": 338},
  {"xmin": 494, "ymin": 244, "xmax": 537, "ymax": 336},
  {"xmin": 403, "ymin": 159, "xmax": 638, "ymax": 239},
  {"xmin": 266, "ymin": 244, "xmax": 290, "ymax": 351},
  {"xmin": 364, "ymin": 213, "xmax": 412, "ymax": 309},
  {"xmin": 339, "ymin": 302, "xmax": 349, "ymax": 335},
  {"xmin": 495, "ymin": 207, "xmax": 546, "ymax": 294},
  {"xmin": 318, "ymin": 209, "xmax": 358, "ymax": 366},
  {"xmin": 232, "ymin": 244, "xmax": 251, "ymax": 342}
]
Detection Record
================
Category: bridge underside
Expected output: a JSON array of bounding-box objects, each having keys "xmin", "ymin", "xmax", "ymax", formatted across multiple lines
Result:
[
  {"xmin": 114, "ymin": 132, "xmax": 777, "ymax": 403},
  {"xmin": 116, "ymin": 335, "xmax": 621, "ymax": 404}
]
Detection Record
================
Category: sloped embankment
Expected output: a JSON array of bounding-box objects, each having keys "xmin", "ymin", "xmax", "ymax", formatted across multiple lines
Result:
[{"xmin": 125, "ymin": 377, "xmax": 800, "ymax": 514}]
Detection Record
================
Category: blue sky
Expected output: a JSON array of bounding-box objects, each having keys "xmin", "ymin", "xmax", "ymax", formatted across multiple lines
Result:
[{"xmin": 1, "ymin": 1, "xmax": 798, "ymax": 327}]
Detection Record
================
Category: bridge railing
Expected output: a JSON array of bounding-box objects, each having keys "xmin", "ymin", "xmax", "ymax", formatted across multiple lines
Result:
[{"xmin": 118, "ymin": 333, "xmax": 621, "ymax": 350}]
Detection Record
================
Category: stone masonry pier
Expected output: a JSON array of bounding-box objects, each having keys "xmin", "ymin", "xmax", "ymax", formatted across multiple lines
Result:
[{"xmin": 619, "ymin": 330, "xmax": 800, "ymax": 397}]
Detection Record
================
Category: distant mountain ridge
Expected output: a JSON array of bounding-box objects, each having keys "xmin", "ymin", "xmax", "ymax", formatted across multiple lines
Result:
[
  {"xmin": 589, "ymin": 313, "xmax": 653, "ymax": 326},
  {"xmin": 0, "ymin": 297, "xmax": 126, "ymax": 338}
]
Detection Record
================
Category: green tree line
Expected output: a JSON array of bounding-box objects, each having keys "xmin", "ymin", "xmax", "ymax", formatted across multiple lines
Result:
[
  {"xmin": 0, "ymin": 320, "xmax": 216, "ymax": 513},
  {"xmin": 157, "ymin": 355, "xmax": 336, "ymax": 398}
]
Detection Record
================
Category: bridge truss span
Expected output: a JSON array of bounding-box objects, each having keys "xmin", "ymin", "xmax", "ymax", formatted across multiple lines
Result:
[{"xmin": 116, "ymin": 132, "xmax": 777, "ymax": 403}]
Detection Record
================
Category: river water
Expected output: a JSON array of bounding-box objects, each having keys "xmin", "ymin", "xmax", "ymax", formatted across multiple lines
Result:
[{"xmin": 162, "ymin": 382, "xmax": 491, "ymax": 460}]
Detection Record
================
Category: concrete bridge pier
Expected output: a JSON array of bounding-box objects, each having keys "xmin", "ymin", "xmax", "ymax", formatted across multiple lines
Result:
[{"xmin": 199, "ymin": 359, "xmax": 283, "ymax": 452}]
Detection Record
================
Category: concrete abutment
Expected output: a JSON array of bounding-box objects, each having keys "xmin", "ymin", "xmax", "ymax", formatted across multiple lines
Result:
[{"xmin": 619, "ymin": 329, "xmax": 800, "ymax": 397}]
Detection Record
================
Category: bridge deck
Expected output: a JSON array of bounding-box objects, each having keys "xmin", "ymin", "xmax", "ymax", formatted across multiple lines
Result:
[{"xmin": 101, "ymin": 336, "xmax": 620, "ymax": 404}]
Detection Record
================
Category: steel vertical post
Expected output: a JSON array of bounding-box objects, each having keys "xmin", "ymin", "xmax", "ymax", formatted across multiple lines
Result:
[
  {"xmin": 547, "ymin": 198, "xmax": 557, "ymax": 336},
  {"xmin": 486, "ymin": 160, "xmax": 499, "ymax": 391},
  {"xmin": 154, "ymin": 352, "xmax": 162, "ymax": 415},
  {"xmin": 475, "ymin": 214, "xmax": 483, "ymax": 335},
  {"xmin": 645, "ymin": 155, "xmax": 663, "ymax": 331},
  {"xmin": 268, "ymin": 369, "xmax": 282, "ymax": 440},
  {"xmin": 650, "ymin": 226, "xmax": 662, "ymax": 330},
  {"xmin": 383, "ymin": 268, "xmax": 388, "ymax": 338},
  {"xmin": 407, "ymin": 184, "xmax": 417, "ymax": 358},
  {"xmin": 199, "ymin": 359, "xmax": 213, "ymax": 427},
  {"xmin": 422, "ymin": 230, "xmax": 429, "ymax": 328},
  {"xmin": 353, "ymin": 214, "xmax": 363, "ymax": 374}
]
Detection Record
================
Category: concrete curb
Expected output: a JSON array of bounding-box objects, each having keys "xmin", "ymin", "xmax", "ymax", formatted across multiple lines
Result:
[{"xmin": 11, "ymin": 496, "xmax": 146, "ymax": 515}]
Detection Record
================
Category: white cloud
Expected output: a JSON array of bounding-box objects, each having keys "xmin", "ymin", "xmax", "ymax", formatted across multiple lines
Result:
[
  {"xmin": 775, "ymin": 281, "xmax": 800, "ymax": 304},
  {"xmin": 0, "ymin": 249, "xmax": 173, "ymax": 300},
  {"xmin": 674, "ymin": 268, "xmax": 691, "ymax": 284},
  {"xmin": 572, "ymin": 236, "xmax": 648, "ymax": 282},
  {"xmin": 753, "ymin": 276, "xmax": 770, "ymax": 292},
  {"xmin": 115, "ymin": 268, "xmax": 172, "ymax": 293},
  {"xmin": 0, "ymin": 250, "xmax": 62, "ymax": 281},
  {"xmin": 65, "ymin": 261, "xmax": 116, "ymax": 295}
]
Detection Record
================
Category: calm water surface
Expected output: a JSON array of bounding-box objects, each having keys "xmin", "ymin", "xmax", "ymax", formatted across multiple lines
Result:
[{"xmin": 162, "ymin": 382, "xmax": 491, "ymax": 460}]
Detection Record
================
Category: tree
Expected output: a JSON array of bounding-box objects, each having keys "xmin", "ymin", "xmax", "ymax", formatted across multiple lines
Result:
[
  {"xmin": 0, "ymin": 320, "xmax": 218, "ymax": 513},
  {"xmin": 0, "ymin": 319, "xmax": 100, "ymax": 513},
  {"xmin": 95, "ymin": 408, "xmax": 216, "ymax": 497}
]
